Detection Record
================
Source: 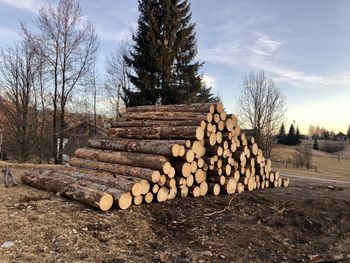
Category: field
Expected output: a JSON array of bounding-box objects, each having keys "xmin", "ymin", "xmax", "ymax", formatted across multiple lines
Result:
[
  {"xmin": 272, "ymin": 143, "xmax": 350, "ymax": 182},
  {"xmin": 1, "ymin": 165, "xmax": 350, "ymax": 262}
]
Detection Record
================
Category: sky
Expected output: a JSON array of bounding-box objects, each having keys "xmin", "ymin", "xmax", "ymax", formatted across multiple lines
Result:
[{"xmin": 0, "ymin": 0, "xmax": 349, "ymax": 134}]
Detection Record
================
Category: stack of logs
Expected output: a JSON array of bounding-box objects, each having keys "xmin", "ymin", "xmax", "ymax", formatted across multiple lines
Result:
[{"xmin": 22, "ymin": 102, "xmax": 289, "ymax": 211}]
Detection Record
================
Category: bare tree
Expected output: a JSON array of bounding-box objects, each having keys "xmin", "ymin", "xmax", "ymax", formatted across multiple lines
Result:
[
  {"xmin": 237, "ymin": 71, "xmax": 286, "ymax": 157},
  {"xmin": 22, "ymin": 0, "xmax": 99, "ymax": 163},
  {"xmin": 105, "ymin": 41, "xmax": 132, "ymax": 117},
  {"xmin": 0, "ymin": 43, "xmax": 39, "ymax": 161}
]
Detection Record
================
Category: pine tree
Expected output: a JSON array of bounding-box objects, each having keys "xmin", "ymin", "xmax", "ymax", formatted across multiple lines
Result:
[
  {"xmin": 296, "ymin": 126, "xmax": 301, "ymax": 144},
  {"xmin": 277, "ymin": 123, "xmax": 286, "ymax": 144},
  {"xmin": 286, "ymin": 124, "xmax": 296, "ymax": 145},
  {"xmin": 124, "ymin": 0, "xmax": 160, "ymax": 106},
  {"xmin": 313, "ymin": 138, "xmax": 319, "ymax": 150},
  {"xmin": 125, "ymin": 0, "xmax": 213, "ymax": 106}
]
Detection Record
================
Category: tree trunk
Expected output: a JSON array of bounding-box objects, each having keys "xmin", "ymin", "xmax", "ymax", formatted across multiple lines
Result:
[
  {"xmin": 108, "ymin": 126, "xmax": 204, "ymax": 140},
  {"xmin": 74, "ymin": 148, "xmax": 169, "ymax": 172},
  {"xmin": 21, "ymin": 172, "xmax": 113, "ymax": 211},
  {"xmin": 59, "ymin": 168, "xmax": 147, "ymax": 197},
  {"xmin": 111, "ymin": 119, "xmax": 204, "ymax": 128},
  {"xmin": 126, "ymin": 103, "xmax": 214, "ymax": 113},
  {"xmin": 69, "ymin": 157, "xmax": 160, "ymax": 183},
  {"xmin": 88, "ymin": 138, "xmax": 186, "ymax": 157},
  {"xmin": 122, "ymin": 111, "xmax": 206, "ymax": 120}
]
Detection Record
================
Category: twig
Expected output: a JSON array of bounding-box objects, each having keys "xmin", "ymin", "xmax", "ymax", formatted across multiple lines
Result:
[{"xmin": 204, "ymin": 194, "xmax": 237, "ymax": 216}]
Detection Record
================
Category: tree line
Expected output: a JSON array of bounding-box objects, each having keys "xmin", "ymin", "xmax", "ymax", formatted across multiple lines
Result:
[{"xmin": 0, "ymin": 0, "xmax": 218, "ymax": 163}]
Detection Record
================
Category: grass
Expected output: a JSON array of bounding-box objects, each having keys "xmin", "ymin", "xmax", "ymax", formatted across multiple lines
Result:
[{"xmin": 272, "ymin": 145, "xmax": 350, "ymax": 182}]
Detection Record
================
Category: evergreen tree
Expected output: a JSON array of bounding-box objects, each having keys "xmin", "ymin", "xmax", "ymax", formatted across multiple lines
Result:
[
  {"xmin": 286, "ymin": 123, "xmax": 296, "ymax": 145},
  {"xmin": 313, "ymin": 138, "xmax": 319, "ymax": 150},
  {"xmin": 277, "ymin": 123, "xmax": 286, "ymax": 144},
  {"xmin": 347, "ymin": 124, "xmax": 350, "ymax": 140},
  {"xmin": 296, "ymin": 126, "xmax": 301, "ymax": 144},
  {"xmin": 125, "ymin": 0, "xmax": 212, "ymax": 106},
  {"xmin": 124, "ymin": 0, "xmax": 160, "ymax": 106}
]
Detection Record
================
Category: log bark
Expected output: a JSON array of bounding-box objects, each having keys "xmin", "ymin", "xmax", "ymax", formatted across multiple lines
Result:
[
  {"xmin": 126, "ymin": 103, "xmax": 214, "ymax": 113},
  {"xmin": 69, "ymin": 157, "xmax": 160, "ymax": 183},
  {"xmin": 21, "ymin": 172, "xmax": 115, "ymax": 211},
  {"xmin": 108, "ymin": 126, "xmax": 204, "ymax": 140},
  {"xmin": 122, "ymin": 111, "xmax": 206, "ymax": 120},
  {"xmin": 74, "ymin": 148, "xmax": 168, "ymax": 172},
  {"xmin": 88, "ymin": 138, "xmax": 186, "ymax": 157},
  {"xmin": 55, "ymin": 169, "xmax": 145, "ymax": 197},
  {"xmin": 110, "ymin": 119, "xmax": 205, "ymax": 128}
]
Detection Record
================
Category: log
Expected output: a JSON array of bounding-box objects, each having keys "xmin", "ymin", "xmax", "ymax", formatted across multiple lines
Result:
[
  {"xmin": 157, "ymin": 187, "xmax": 169, "ymax": 202},
  {"xmin": 158, "ymin": 174, "xmax": 167, "ymax": 186},
  {"xmin": 208, "ymin": 183, "xmax": 220, "ymax": 196},
  {"xmin": 199, "ymin": 181, "xmax": 208, "ymax": 196},
  {"xmin": 108, "ymin": 126, "xmax": 204, "ymax": 140},
  {"xmin": 111, "ymin": 119, "xmax": 204, "ymax": 128},
  {"xmin": 216, "ymin": 102, "xmax": 224, "ymax": 113},
  {"xmin": 168, "ymin": 187, "xmax": 178, "ymax": 200},
  {"xmin": 236, "ymin": 182, "xmax": 244, "ymax": 193},
  {"xmin": 134, "ymin": 195, "xmax": 143, "ymax": 205},
  {"xmin": 122, "ymin": 111, "xmax": 206, "ymax": 120},
  {"xmin": 145, "ymin": 192, "xmax": 154, "ymax": 203},
  {"xmin": 207, "ymin": 175, "xmax": 226, "ymax": 185},
  {"xmin": 194, "ymin": 169, "xmax": 206, "ymax": 183},
  {"xmin": 74, "ymin": 148, "xmax": 168, "ymax": 172},
  {"xmin": 189, "ymin": 186, "xmax": 201, "ymax": 197},
  {"xmin": 179, "ymin": 186, "xmax": 189, "ymax": 198},
  {"xmin": 69, "ymin": 157, "xmax": 160, "ymax": 183},
  {"xmin": 55, "ymin": 169, "xmax": 145, "ymax": 197},
  {"xmin": 175, "ymin": 177, "xmax": 187, "ymax": 188},
  {"xmin": 126, "ymin": 103, "xmax": 214, "ymax": 113},
  {"xmin": 173, "ymin": 162, "xmax": 192, "ymax": 177},
  {"xmin": 88, "ymin": 138, "xmax": 186, "ymax": 158},
  {"xmin": 21, "ymin": 172, "xmax": 115, "ymax": 211},
  {"xmin": 152, "ymin": 184, "xmax": 159, "ymax": 194},
  {"xmin": 64, "ymin": 184, "xmax": 114, "ymax": 211},
  {"xmin": 223, "ymin": 178, "xmax": 236, "ymax": 194},
  {"xmin": 186, "ymin": 174, "xmax": 194, "ymax": 187}
]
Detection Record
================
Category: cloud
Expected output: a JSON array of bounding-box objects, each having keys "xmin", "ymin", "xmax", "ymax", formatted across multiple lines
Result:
[
  {"xmin": 199, "ymin": 32, "xmax": 350, "ymax": 88},
  {"xmin": 95, "ymin": 20, "xmax": 135, "ymax": 43},
  {"xmin": 202, "ymin": 74, "xmax": 215, "ymax": 88},
  {"xmin": 0, "ymin": 0, "xmax": 44, "ymax": 13}
]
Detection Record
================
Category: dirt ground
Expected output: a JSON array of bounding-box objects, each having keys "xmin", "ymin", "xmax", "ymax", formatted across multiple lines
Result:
[{"xmin": 1, "ymin": 169, "xmax": 350, "ymax": 263}]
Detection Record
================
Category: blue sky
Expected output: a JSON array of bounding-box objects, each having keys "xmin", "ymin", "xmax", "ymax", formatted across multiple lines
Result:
[{"xmin": 0, "ymin": 0, "xmax": 349, "ymax": 133}]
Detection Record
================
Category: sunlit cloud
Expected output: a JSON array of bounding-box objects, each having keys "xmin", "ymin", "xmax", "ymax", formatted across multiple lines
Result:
[{"xmin": 202, "ymin": 74, "xmax": 216, "ymax": 88}]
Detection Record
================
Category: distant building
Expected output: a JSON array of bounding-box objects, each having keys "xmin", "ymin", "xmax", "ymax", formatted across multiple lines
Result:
[
  {"xmin": 62, "ymin": 121, "xmax": 107, "ymax": 157},
  {"xmin": 334, "ymin": 132, "xmax": 347, "ymax": 142}
]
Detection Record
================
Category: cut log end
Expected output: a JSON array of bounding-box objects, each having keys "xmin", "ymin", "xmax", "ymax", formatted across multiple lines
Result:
[
  {"xmin": 163, "ymin": 162, "xmax": 172, "ymax": 175},
  {"xmin": 145, "ymin": 192, "xmax": 154, "ymax": 203},
  {"xmin": 157, "ymin": 187, "xmax": 168, "ymax": 202},
  {"xmin": 99, "ymin": 193, "xmax": 114, "ymax": 211},
  {"xmin": 226, "ymin": 178, "xmax": 236, "ymax": 194},
  {"xmin": 118, "ymin": 192, "xmax": 133, "ymax": 210},
  {"xmin": 151, "ymin": 171, "xmax": 161, "ymax": 183},
  {"xmin": 131, "ymin": 182, "xmax": 143, "ymax": 197},
  {"xmin": 172, "ymin": 144, "xmax": 180, "ymax": 157},
  {"xmin": 196, "ymin": 127, "xmax": 205, "ymax": 140},
  {"xmin": 134, "ymin": 195, "xmax": 143, "ymax": 205}
]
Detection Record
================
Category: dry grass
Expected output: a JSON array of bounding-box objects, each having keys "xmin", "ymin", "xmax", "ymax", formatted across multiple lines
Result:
[
  {"xmin": 1, "ymin": 168, "xmax": 350, "ymax": 262},
  {"xmin": 272, "ymin": 145, "xmax": 350, "ymax": 182}
]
